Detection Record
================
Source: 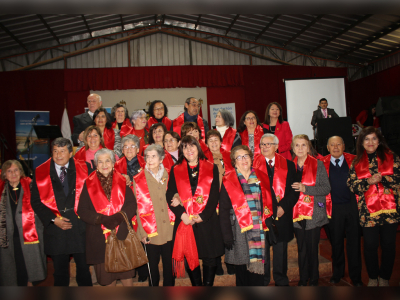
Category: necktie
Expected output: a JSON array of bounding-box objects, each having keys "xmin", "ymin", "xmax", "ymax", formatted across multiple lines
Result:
[
  {"xmin": 335, "ymin": 159, "xmax": 340, "ymax": 168},
  {"xmin": 269, "ymin": 160, "xmax": 273, "ymax": 168},
  {"xmin": 59, "ymin": 166, "xmax": 66, "ymax": 183},
  {"xmin": 323, "ymin": 109, "xmax": 327, "ymax": 118}
]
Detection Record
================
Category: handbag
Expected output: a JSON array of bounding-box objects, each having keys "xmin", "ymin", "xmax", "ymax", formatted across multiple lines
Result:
[{"xmin": 104, "ymin": 211, "xmax": 148, "ymax": 273}]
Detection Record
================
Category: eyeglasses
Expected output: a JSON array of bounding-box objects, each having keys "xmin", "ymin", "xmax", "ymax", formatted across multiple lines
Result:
[
  {"xmin": 189, "ymin": 102, "xmax": 201, "ymax": 108},
  {"xmin": 154, "ymin": 107, "xmax": 164, "ymax": 112},
  {"xmin": 164, "ymin": 138, "xmax": 177, "ymax": 143},
  {"xmin": 235, "ymin": 154, "xmax": 251, "ymax": 161},
  {"xmin": 260, "ymin": 143, "xmax": 277, "ymax": 148},
  {"xmin": 245, "ymin": 117, "xmax": 256, "ymax": 121},
  {"xmin": 123, "ymin": 145, "xmax": 137, "ymax": 150}
]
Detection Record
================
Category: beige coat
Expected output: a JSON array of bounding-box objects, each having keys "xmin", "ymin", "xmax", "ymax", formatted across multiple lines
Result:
[{"xmin": 133, "ymin": 169, "xmax": 174, "ymax": 245}]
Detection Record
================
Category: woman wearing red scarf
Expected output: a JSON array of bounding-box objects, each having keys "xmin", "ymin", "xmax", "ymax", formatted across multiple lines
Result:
[
  {"xmin": 0, "ymin": 160, "xmax": 46, "ymax": 286},
  {"xmin": 291, "ymin": 134, "xmax": 330, "ymax": 286},
  {"xmin": 122, "ymin": 110, "xmax": 149, "ymax": 156},
  {"xmin": 238, "ymin": 111, "xmax": 268, "ymax": 157},
  {"xmin": 146, "ymin": 100, "xmax": 173, "ymax": 131},
  {"xmin": 181, "ymin": 122, "xmax": 213, "ymax": 162},
  {"xmin": 347, "ymin": 127, "xmax": 400, "ymax": 287},
  {"xmin": 263, "ymin": 102, "xmax": 293, "ymax": 160},
  {"xmin": 166, "ymin": 136, "xmax": 224, "ymax": 286},
  {"xmin": 111, "ymin": 103, "xmax": 132, "ymax": 134},
  {"xmin": 214, "ymin": 109, "xmax": 241, "ymax": 151},
  {"xmin": 77, "ymin": 148, "xmax": 137, "ymax": 286}
]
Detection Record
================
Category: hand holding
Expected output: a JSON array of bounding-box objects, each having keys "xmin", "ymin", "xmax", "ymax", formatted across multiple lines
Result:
[
  {"xmin": 181, "ymin": 213, "xmax": 194, "ymax": 225},
  {"xmin": 78, "ymin": 131, "xmax": 85, "ymax": 142},
  {"xmin": 171, "ymin": 196, "xmax": 181, "ymax": 207},
  {"xmin": 277, "ymin": 206, "xmax": 285, "ymax": 218},
  {"xmin": 192, "ymin": 214, "xmax": 203, "ymax": 223},
  {"xmin": 291, "ymin": 182, "xmax": 306, "ymax": 192},
  {"xmin": 141, "ymin": 237, "xmax": 150, "ymax": 244},
  {"xmin": 122, "ymin": 174, "xmax": 131, "ymax": 186},
  {"xmin": 54, "ymin": 217, "xmax": 72, "ymax": 230}
]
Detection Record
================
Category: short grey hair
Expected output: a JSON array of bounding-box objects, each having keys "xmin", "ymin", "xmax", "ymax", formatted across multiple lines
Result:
[
  {"xmin": 121, "ymin": 134, "xmax": 140, "ymax": 149},
  {"xmin": 261, "ymin": 133, "xmax": 279, "ymax": 145},
  {"xmin": 184, "ymin": 97, "xmax": 196, "ymax": 112},
  {"xmin": 130, "ymin": 110, "xmax": 146, "ymax": 123},
  {"xmin": 327, "ymin": 135, "xmax": 345, "ymax": 146},
  {"xmin": 218, "ymin": 109, "xmax": 235, "ymax": 127},
  {"xmin": 144, "ymin": 144, "xmax": 165, "ymax": 161},
  {"xmin": 94, "ymin": 148, "xmax": 116, "ymax": 166},
  {"xmin": 52, "ymin": 137, "xmax": 73, "ymax": 153}
]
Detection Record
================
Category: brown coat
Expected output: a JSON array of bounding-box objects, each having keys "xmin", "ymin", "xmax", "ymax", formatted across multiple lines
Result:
[{"xmin": 133, "ymin": 169, "xmax": 173, "ymax": 246}]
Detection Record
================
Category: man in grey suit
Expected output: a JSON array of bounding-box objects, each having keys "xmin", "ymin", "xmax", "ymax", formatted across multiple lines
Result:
[{"xmin": 311, "ymin": 98, "xmax": 339, "ymax": 130}]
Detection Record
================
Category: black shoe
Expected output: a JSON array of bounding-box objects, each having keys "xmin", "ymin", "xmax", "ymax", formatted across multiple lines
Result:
[
  {"xmin": 329, "ymin": 277, "xmax": 341, "ymax": 284},
  {"xmin": 226, "ymin": 263, "xmax": 235, "ymax": 275},
  {"xmin": 309, "ymin": 280, "xmax": 319, "ymax": 286},
  {"xmin": 215, "ymin": 258, "xmax": 224, "ymax": 276},
  {"xmin": 298, "ymin": 280, "xmax": 308, "ymax": 286},
  {"xmin": 187, "ymin": 266, "xmax": 203, "ymax": 286},
  {"xmin": 138, "ymin": 276, "xmax": 148, "ymax": 282},
  {"xmin": 203, "ymin": 265, "xmax": 217, "ymax": 286},
  {"xmin": 352, "ymin": 281, "xmax": 363, "ymax": 287}
]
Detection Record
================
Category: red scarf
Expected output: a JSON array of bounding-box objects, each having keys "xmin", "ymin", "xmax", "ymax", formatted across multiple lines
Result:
[
  {"xmin": 112, "ymin": 118, "xmax": 131, "ymax": 131},
  {"xmin": 221, "ymin": 148, "xmax": 234, "ymax": 173},
  {"xmin": 239, "ymin": 125, "xmax": 264, "ymax": 156},
  {"xmin": 163, "ymin": 151, "xmax": 175, "ymax": 172},
  {"xmin": 354, "ymin": 151, "xmax": 397, "ymax": 217},
  {"xmin": 322, "ymin": 153, "xmax": 356, "ymax": 218},
  {"xmin": 102, "ymin": 128, "xmax": 115, "ymax": 150},
  {"xmin": 86, "ymin": 170, "xmax": 126, "ymax": 240},
  {"xmin": 173, "ymin": 113, "xmax": 206, "ymax": 141},
  {"xmin": 172, "ymin": 159, "xmax": 214, "ymax": 276},
  {"xmin": 0, "ymin": 177, "xmax": 39, "ymax": 244},
  {"xmin": 74, "ymin": 145, "xmax": 103, "ymax": 163},
  {"xmin": 147, "ymin": 116, "xmax": 172, "ymax": 131},
  {"xmin": 199, "ymin": 140, "xmax": 214, "ymax": 162},
  {"xmin": 293, "ymin": 155, "xmax": 318, "ymax": 222},
  {"xmin": 221, "ymin": 127, "xmax": 237, "ymax": 151},
  {"xmin": 134, "ymin": 170, "xmax": 175, "ymax": 238}
]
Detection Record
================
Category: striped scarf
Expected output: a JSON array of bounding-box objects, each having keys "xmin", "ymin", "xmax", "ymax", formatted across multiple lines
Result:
[{"xmin": 237, "ymin": 168, "xmax": 265, "ymax": 275}]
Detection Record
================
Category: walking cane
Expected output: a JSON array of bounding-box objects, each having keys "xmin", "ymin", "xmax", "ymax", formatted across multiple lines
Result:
[{"xmin": 144, "ymin": 238, "xmax": 153, "ymax": 286}]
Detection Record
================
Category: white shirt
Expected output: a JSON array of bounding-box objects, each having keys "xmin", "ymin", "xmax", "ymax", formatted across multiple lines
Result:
[
  {"xmin": 88, "ymin": 111, "xmax": 94, "ymax": 119},
  {"xmin": 330, "ymin": 154, "xmax": 344, "ymax": 167},
  {"xmin": 264, "ymin": 156, "xmax": 276, "ymax": 167},
  {"xmin": 54, "ymin": 162, "xmax": 69, "ymax": 177}
]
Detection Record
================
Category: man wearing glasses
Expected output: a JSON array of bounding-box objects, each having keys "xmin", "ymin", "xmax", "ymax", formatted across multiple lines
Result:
[
  {"xmin": 172, "ymin": 97, "xmax": 209, "ymax": 141},
  {"xmin": 253, "ymin": 133, "xmax": 299, "ymax": 286}
]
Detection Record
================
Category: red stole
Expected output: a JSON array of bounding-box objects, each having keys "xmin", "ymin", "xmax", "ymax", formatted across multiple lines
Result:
[
  {"xmin": 322, "ymin": 153, "xmax": 356, "ymax": 218},
  {"xmin": 73, "ymin": 158, "xmax": 89, "ymax": 214},
  {"xmin": 163, "ymin": 151, "xmax": 175, "ymax": 172},
  {"xmin": 293, "ymin": 155, "xmax": 318, "ymax": 222},
  {"xmin": 85, "ymin": 170, "xmax": 126, "ymax": 240},
  {"xmin": 221, "ymin": 127, "xmax": 237, "ymax": 151},
  {"xmin": 147, "ymin": 116, "xmax": 172, "ymax": 131},
  {"xmin": 173, "ymin": 113, "xmax": 206, "ymax": 141},
  {"xmin": 112, "ymin": 118, "xmax": 131, "ymax": 130},
  {"xmin": 74, "ymin": 146, "xmax": 103, "ymax": 163},
  {"xmin": 114, "ymin": 156, "xmax": 145, "ymax": 175},
  {"xmin": 354, "ymin": 151, "xmax": 396, "ymax": 217},
  {"xmin": 0, "ymin": 177, "xmax": 39, "ymax": 244},
  {"xmin": 221, "ymin": 148, "xmax": 234, "ymax": 173},
  {"xmin": 134, "ymin": 170, "xmax": 175, "ymax": 237},
  {"xmin": 102, "ymin": 128, "xmax": 115, "ymax": 150},
  {"xmin": 239, "ymin": 125, "xmax": 264, "ymax": 156},
  {"xmin": 199, "ymin": 140, "xmax": 214, "ymax": 162}
]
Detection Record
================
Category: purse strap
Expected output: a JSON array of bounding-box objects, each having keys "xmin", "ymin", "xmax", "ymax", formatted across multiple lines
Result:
[{"xmin": 118, "ymin": 210, "xmax": 134, "ymax": 233}]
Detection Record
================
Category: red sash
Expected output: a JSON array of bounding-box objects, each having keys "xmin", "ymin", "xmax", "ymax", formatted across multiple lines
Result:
[
  {"xmin": 354, "ymin": 151, "xmax": 396, "ymax": 217},
  {"xmin": 253, "ymin": 153, "xmax": 288, "ymax": 204},
  {"xmin": 0, "ymin": 177, "xmax": 39, "ymax": 244},
  {"xmin": 114, "ymin": 156, "xmax": 145, "ymax": 175},
  {"xmin": 73, "ymin": 158, "xmax": 89, "ymax": 214},
  {"xmin": 102, "ymin": 128, "xmax": 115, "ymax": 150},
  {"xmin": 221, "ymin": 148, "xmax": 234, "ymax": 173},
  {"xmin": 174, "ymin": 159, "xmax": 214, "ymax": 218},
  {"xmin": 293, "ymin": 155, "xmax": 318, "ymax": 222},
  {"xmin": 199, "ymin": 140, "xmax": 214, "ymax": 162},
  {"xmin": 112, "ymin": 118, "xmax": 131, "ymax": 130},
  {"xmin": 134, "ymin": 170, "xmax": 175, "ymax": 237},
  {"xmin": 86, "ymin": 170, "xmax": 126, "ymax": 240},
  {"xmin": 74, "ymin": 145, "xmax": 103, "ymax": 163},
  {"xmin": 221, "ymin": 127, "xmax": 237, "ymax": 151},
  {"xmin": 239, "ymin": 125, "xmax": 264, "ymax": 156},
  {"xmin": 322, "ymin": 153, "xmax": 356, "ymax": 218},
  {"xmin": 173, "ymin": 113, "xmax": 206, "ymax": 141},
  {"xmin": 163, "ymin": 151, "xmax": 175, "ymax": 172},
  {"xmin": 147, "ymin": 117, "xmax": 172, "ymax": 131}
]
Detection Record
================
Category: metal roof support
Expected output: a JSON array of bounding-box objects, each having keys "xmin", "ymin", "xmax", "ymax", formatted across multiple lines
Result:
[
  {"xmin": 33, "ymin": 49, "xmax": 49, "ymax": 64},
  {"xmin": 349, "ymin": 66, "xmax": 366, "ymax": 81},
  {"xmin": 225, "ymin": 14, "xmax": 240, "ymax": 36},
  {"xmin": 195, "ymin": 15, "xmax": 202, "ymax": 30},
  {"xmin": 127, "ymin": 40, "xmax": 131, "ymax": 67},
  {"xmin": 283, "ymin": 15, "xmax": 324, "ymax": 47},
  {"xmin": 83, "ymin": 40, "xmax": 95, "ymax": 49},
  {"xmin": 265, "ymin": 46, "xmax": 282, "ymax": 61},
  {"xmin": 254, "ymin": 15, "xmax": 280, "ymax": 42},
  {"xmin": 5, "ymin": 58, "xmax": 23, "ymax": 68},
  {"xmin": 310, "ymin": 14, "xmax": 372, "ymax": 54},
  {"xmin": 120, "ymin": 15, "xmax": 125, "ymax": 31},
  {"xmin": 37, "ymin": 14, "xmax": 60, "ymax": 45},
  {"xmin": 81, "ymin": 15, "xmax": 93, "ymax": 38},
  {"xmin": 0, "ymin": 22, "xmax": 28, "ymax": 51},
  {"xmin": 307, "ymin": 56, "xmax": 318, "ymax": 67}
]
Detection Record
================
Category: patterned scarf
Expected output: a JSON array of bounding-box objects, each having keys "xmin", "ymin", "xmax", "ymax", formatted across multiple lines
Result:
[
  {"xmin": 237, "ymin": 168, "xmax": 265, "ymax": 274},
  {"xmin": 96, "ymin": 170, "xmax": 113, "ymax": 200}
]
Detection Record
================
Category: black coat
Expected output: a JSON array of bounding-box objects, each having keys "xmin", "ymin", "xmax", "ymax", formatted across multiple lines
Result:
[
  {"xmin": 166, "ymin": 162, "xmax": 224, "ymax": 259},
  {"xmin": 30, "ymin": 158, "xmax": 87, "ymax": 255},
  {"xmin": 311, "ymin": 108, "xmax": 339, "ymax": 128},
  {"xmin": 71, "ymin": 111, "xmax": 112, "ymax": 145}
]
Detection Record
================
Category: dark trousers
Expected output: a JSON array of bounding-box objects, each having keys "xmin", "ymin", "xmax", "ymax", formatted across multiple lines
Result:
[
  {"xmin": 146, "ymin": 241, "xmax": 175, "ymax": 286},
  {"xmin": 235, "ymin": 265, "xmax": 264, "ymax": 286},
  {"xmin": 294, "ymin": 226, "xmax": 321, "ymax": 283},
  {"xmin": 328, "ymin": 202, "xmax": 361, "ymax": 282},
  {"xmin": 362, "ymin": 222, "xmax": 398, "ymax": 280},
  {"xmin": 51, "ymin": 253, "xmax": 92, "ymax": 286},
  {"xmin": 264, "ymin": 240, "xmax": 289, "ymax": 286}
]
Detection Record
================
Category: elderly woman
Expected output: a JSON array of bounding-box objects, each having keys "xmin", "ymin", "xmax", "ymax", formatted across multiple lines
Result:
[
  {"xmin": 347, "ymin": 127, "xmax": 400, "ymax": 287},
  {"xmin": 92, "ymin": 108, "xmax": 122, "ymax": 158},
  {"xmin": 164, "ymin": 131, "xmax": 181, "ymax": 162},
  {"xmin": 132, "ymin": 144, "xmax": 175, "ymax": 286},
  {"xmin": 166, "ymin": 136, "xmax": 224, "ymax": 286},
  {"xmin": 147, "ymin": 100, "xmax": 173, "ymax": 130},
  {"xmin": 122, "ymin": 110, "xmax": 149, "ymax": 156},
  {"xmin": 145, "ymin": 123, "xmax": 175, "ymax": 170},
  {"xmin": 77, "ymin": 148, "xmax": 137, "ymax": 286},
  {"xmin": 214, "ymin": 109, "xmax": 241, "ymax": 151},
  {"xmin": 262, "ymin": 102, "xmax": 293, "ymax": 160},
  {"xmin": 238, "ymin": 110, "xmax": 267, "ymax": 156},
  {"xmin": 291, "ymin": 134, "xmax": 330, "ymax": 286},
  {"xmin": 219, "ymin": 145, "xmax": 273, "ymax": 286},
  {"xmin": 0, "ymin": 160, "xmax": 46, "ymax": 286},
  {"xmin": 111, "ymin": 103, "xmax": 132, "ymax": 132},
  {"xmin": 181, "ymin": 122, "xmax": 213, "ymax": 161}
]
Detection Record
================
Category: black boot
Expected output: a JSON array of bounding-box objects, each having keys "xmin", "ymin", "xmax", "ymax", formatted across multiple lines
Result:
[
  {"xmin": 216, "ymin": 257, "xmax": 224, "ymax": 276},
  {"xmin": 226, "ymin": 263, "xmax": 235, "ymax": 275},
  {"xmin": 203, "ymin": 265, "xmax": 217, "ymax": 286},
  {"xmin": 187, "ymin": 266, "xmax": 203, "ymax": 286}
]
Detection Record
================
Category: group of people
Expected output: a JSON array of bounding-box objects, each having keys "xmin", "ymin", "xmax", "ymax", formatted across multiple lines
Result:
[{"xmin": 0, "ymin": 93, "xmax": 398, "ymax": 288}]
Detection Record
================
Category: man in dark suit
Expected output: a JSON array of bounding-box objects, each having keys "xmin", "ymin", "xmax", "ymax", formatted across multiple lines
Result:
[
  {"xmin": 31, "ymin": 138, "xmax": 92, "ymax": 286},
  {"xmin": 311, "ymin": 98, "xmax": 339, "ymax": 129},
  {"xmin": 322, "ymin": 136, "xmax": 362, "ymax": 286},
  {"xmin": 72, "ymin": 93, "xmax": 103, "ymax": 145},
  {"xmin": 253, "ymin": 133, "xmax": 299, "ymax": 286}
]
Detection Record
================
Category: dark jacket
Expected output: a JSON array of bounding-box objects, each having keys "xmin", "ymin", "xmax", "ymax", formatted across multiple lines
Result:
[
  {"xmin": 72, "ymin": 110, "xmax": 112, "ymax": 145},
  {"xmin": 311, "ymin": 108, "xmax": 339, "ymax": 128},
  {"xmin": 30, "ymin": 158, "xmax": 87, "ymax": 255}
]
